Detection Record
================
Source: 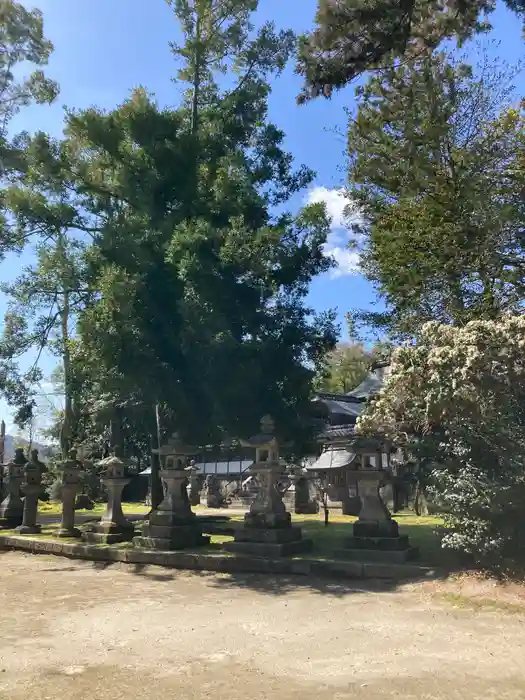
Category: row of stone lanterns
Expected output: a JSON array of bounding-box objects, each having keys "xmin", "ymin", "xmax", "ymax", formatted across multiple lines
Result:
[
  {"xmin": 0, "ymin": 417, "xmax": 414, "ymax": 563},
  {"xmin": 0, "ymin": 448, "xmax": 47, "ymax": 534}
]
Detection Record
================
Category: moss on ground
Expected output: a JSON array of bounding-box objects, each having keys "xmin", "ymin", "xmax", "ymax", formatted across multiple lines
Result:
[
  {"xmin": 39, "ymin": 501, "xmax": 149, "ymax": 516},
  {"xmin": 438, "ymin": 592, "xmax": 525, "ymax": 615}
]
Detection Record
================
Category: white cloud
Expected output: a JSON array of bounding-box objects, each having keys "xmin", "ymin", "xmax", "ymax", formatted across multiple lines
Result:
[{"xmin": 305, "ymin": 186, "xmax": 363, "ymax": 278}]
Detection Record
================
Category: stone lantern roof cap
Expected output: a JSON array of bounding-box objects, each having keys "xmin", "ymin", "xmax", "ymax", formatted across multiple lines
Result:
[
  {"xmin": 97, "ymin": 455, "xmax": 125, "ymax": 468},
  {"xmin": 152, "ymin": 433, "xmax": 197, "ymax": 457},
  {"xmin": 239, "ymin": 415, "xmax": 279, "ymax": 448}
]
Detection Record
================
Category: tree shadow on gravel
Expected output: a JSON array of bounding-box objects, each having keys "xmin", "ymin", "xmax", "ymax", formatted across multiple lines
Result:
[{"xmin": 197, "ymin": 568, "xmax": 446, "ymax": 598}]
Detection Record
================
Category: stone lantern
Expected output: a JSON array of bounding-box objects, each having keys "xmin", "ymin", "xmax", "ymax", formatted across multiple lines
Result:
[
  {"xmin": 352, "ymin": 439, "xmax": 395, "ymax": 537},
  {"xmin": 187, "ymin": 461, "xmax": 201, "ymax": 507},
  {"xmin": 83, "ymin": 454, "xmax": 135, "ymax": 544},
  {"xmin": 335, "ymin": 437, "xmax": 417, "ymax": 563},
  {"xmin": 16, "ymin": 449, "xmax": 45, "ymax": 534},
  {"xmin": 133, "ymin": 433, "xmax": 209, "ymax": 550},
  {"xmin": 0, "ymin": 448, "xmax": 26, "ymax": 528},
  {"xmin": 224, "ymin": 416, "xmax": 312, "ymax": 557},
  {"xmin": 57, "ymin": 448, "xmax": 84, "ymax": 538},
  {"xmin": 290, "ymin": 465, "xmax": 318, "ymax": 515}
]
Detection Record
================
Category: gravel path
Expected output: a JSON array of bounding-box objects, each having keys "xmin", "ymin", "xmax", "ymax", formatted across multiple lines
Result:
[{"xmin": 0, "ymin": 551, "xmax": 524, "ymax": 700}]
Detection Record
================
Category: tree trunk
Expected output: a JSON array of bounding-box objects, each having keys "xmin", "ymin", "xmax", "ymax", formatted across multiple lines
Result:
[
  {"xmin": 190, "ymin": 11, "xmax": 202, "ymax": 135},
  {"xmin": 149, "ymin": 403, "xmax": 164, "ymax": 511},
  {"xmin": 323, "ymin": 497, "xmax": 329, "ymax": 526},
  {"xmin": 59, "ymin": 239, "xmax": 74, "ymax": 460}
]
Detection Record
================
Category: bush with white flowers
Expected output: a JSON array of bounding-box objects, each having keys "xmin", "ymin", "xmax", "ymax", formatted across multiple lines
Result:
[{"xmin": 357, "ymin": 316, "xmax": 525, "ymax": 569}]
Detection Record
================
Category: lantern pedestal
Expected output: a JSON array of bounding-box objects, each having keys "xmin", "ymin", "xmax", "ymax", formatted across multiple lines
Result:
[
  {"xmin": 134, "ymin": 467, "xmax": 209, "ymax": 550},
  {"xmin": 291, "ymin": 470, "xmax": 318, "ymax": 515},
  {"xmin": 57, "ymin": 483, "xmax": 82, "ymax": 538},
  {"xmin": 56, "ymin": 449, "xmax": 84, "ymax": 539},
  {"xmin": 84, "ymin": 476, "xmax": 135, "ymax": 544},
  {"xmin": 335, "ymin": 470, "xmax": 418, "ymax": 563},
  {"xmin": 16, "ymin": 484, "xmax": 41, "ymax": 534},
  {"xmin": 224, "ymin": 419, "xmax": 312, "ymax": 558}
]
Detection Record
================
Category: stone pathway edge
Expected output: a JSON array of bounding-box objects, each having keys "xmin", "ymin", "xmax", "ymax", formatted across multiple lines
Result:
[{"xmin": 0, "ymin": 533, "xmax": 437, "ymax": 582}]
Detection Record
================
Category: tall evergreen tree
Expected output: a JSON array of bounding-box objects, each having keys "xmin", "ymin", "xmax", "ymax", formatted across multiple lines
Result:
[
  {"xmin": 0, "ymin": 131, "xmax": 92, "ymax": 446},
  {"xmin": 347, "ymin": 51, "xmax": 525, "ymax": 338},
  {"xmin": 0, "ymin": 0, "xmax": 58, "ymax": 255},
  {"xmin": 51, "ymin": 1, "xmax": 337, "ymax": 446},
  {"xmin": 296, "ymin": 0, "xmax": 525, "ymax": 103}
]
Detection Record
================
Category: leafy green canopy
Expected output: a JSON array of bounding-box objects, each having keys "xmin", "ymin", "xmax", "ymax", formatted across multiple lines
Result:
[
  {"xmin": 347, "ymin": 51, "xmax": 525, "ymax": 339},
  {"xmin": 296, "ymin": 0, "xmax": 525, "ymax": 102},
  {"xmin": 0, "ymin": 0, "xmax": 59, "ymax": 256},
  {"xmin": 41, "ymin": 2, "xmax": 338, "ymax": 446}
]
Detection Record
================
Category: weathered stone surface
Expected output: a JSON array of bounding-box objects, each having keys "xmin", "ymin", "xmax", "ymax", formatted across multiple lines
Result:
[
  {"xmin": 344, "ymin": 535, "xmax": 410, "ymax": 550},
  {"xmin": 0, "ymin": 448, "xmax": 26, "ymax": 528},
  {"xmin": 83, "ymin": 471, "xmax": 133, "ymax": 545},
  {"xmin": 133, "ymin": 531, "xmax": 210, "ymax": 550},
  {"xmin": 334, "ymin": 546, "xmax": 419, "ymax": 564},
  {"xmin": 244, "ymin": 511, "xmax": 291, "ymax": 529},
  {"xmin": 57, "ymin": 449, "xmax": 83, "ymax": 539},
  {"xmin": 234, "ymin": 526, "xmax": 304, "ymax": 544},
  {"xmin": 353, "ymin": 519, "xmax": 400, "ymax": 538},
  {"xmin": 0, "ymin": 533, "xmax": 437, "ymax": 580},
  {"xmin": 224, "ymin": 538, "xmax": 313, "ymax": 557},
  {"xmin": 83, "ymin": 529, "xmax": 135, "ymax": 545},
  {"xmin": 135, "ymin": 441, "xmax": 208, "ymax": 551}
]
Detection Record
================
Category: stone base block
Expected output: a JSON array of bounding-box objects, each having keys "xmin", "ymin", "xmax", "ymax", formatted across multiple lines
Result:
[
  {"xmin": 0, "ymin": 514, "xmax": 23, "ymax": 529},
  {"xmin": 334, "ymin": 547, "xmax": 419, "ymax": 564},
  {"xmin": 15, "ymin": 524, "xmax": 41, "ymax": 535},
  {"xmin": 133, "ymin": 524, "xmax": 210, "ymax": 550},
  {"xmin": 353, "ymin": 519, "xmax": 399, "ymax": 538},
  {"xmin": 149, "ymin": 510, "xmax": 197, "ymax": 527},
  {"xmin": 224, "ymin": 538, "xmax": 313, "ymax": 558},
  {"xmin": 344, "ymin": 535, "xmax": 410, "ymax": 551},
  {"xmin": 244, "ymin": 511, "xmax": 291, "ymax": 529},
  {"xmin": 295, "ymin": 502, "xmax": 319, "ymax": 515},
  {"xmin": 56, "ymin": 527, "xmax": 82, "ymax": 539},
  {"xmin": 83, "ymin": 525, "xmax": 135, "ymax": 545},
  {"xmin": 234, "ymin": 526, "xmax": 304, "ymax": 544}
]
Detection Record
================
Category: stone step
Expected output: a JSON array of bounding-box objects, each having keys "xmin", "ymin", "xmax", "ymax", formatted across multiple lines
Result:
[
  {"xmin": 224, "ymin": 538, "xmax": 313, "ymax": 558},
  {"xmin": 343, "ymin": 535, "xmax": 410, "ymax": 551},
  {"xmin": 333, "ymin": 546, "xmax": 419, "ymax": 564}
]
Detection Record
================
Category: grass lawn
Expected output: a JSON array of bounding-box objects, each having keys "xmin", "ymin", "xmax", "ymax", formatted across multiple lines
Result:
[
  {"xmin": 31, "ymin": 503, "xmax": 455, "ymax": 567},
  {"xmin": 287, "ymin": 511, "xmax": 455, "ymax": 567},
  {"xmin": 39, "ymin": 501, "xmax": 150, "ymax": 516}
]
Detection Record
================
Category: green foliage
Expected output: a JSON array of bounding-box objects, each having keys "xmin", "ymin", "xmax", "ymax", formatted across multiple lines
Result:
[
  {"xmin": 0, "ymin": 129, "xmax": 92, "ymax": 433},
  {"xmin": 296, "ymin": 0, "xmax": 525, "ymax": 102},
  {"xmin": 2, "ymin": 0, "xmax": 335, "ymax": 451},
  {"xmin": 347, "ymin": 51, "xmax": 525, "ymax": 339},
  {"xmin": 358, "ymin": 316, "xmax": 525, "ymax": 571},
  {"xmin": 0, "ymin": 0, "xmax": 59, "ymax": 255},
  {"xmin": 315, "ymin": 341, "xmax": 391, "ymax": 394}
]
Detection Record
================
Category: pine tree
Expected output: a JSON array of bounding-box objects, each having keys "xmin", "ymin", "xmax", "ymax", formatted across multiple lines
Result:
[
  {"xmin": 0, "ymin": 0, "xmax": 58, "ymax": 255},
  {"xmin": 0, "ymin": 132, "xmax": 92, "ymax": 448},
  {"xmin": 347, "ymin": 51, "xmax": 525, "ymax": 338},
  {"xmin": 296, "ymin": 0, "xmax": 525, "ymax": 103},
  {"xmin": 47, "ymin": 1, "xmax": 337, "ymax": 447}
]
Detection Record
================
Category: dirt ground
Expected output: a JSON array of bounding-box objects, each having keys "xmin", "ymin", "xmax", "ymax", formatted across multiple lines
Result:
[{"xmin": 0, "ymin": 552, "xmax": 524, "ymax": 700}]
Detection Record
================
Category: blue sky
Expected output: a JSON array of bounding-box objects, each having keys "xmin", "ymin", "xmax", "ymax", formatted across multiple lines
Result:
[{"xmin": 1, "ymin": 0, "xmax": 524, "ymax": 434}]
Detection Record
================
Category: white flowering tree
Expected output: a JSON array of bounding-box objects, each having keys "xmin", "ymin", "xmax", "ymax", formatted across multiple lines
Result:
[{"xmin": 357, "ymin": 316, "xmax": 525, "ymax": 568}]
